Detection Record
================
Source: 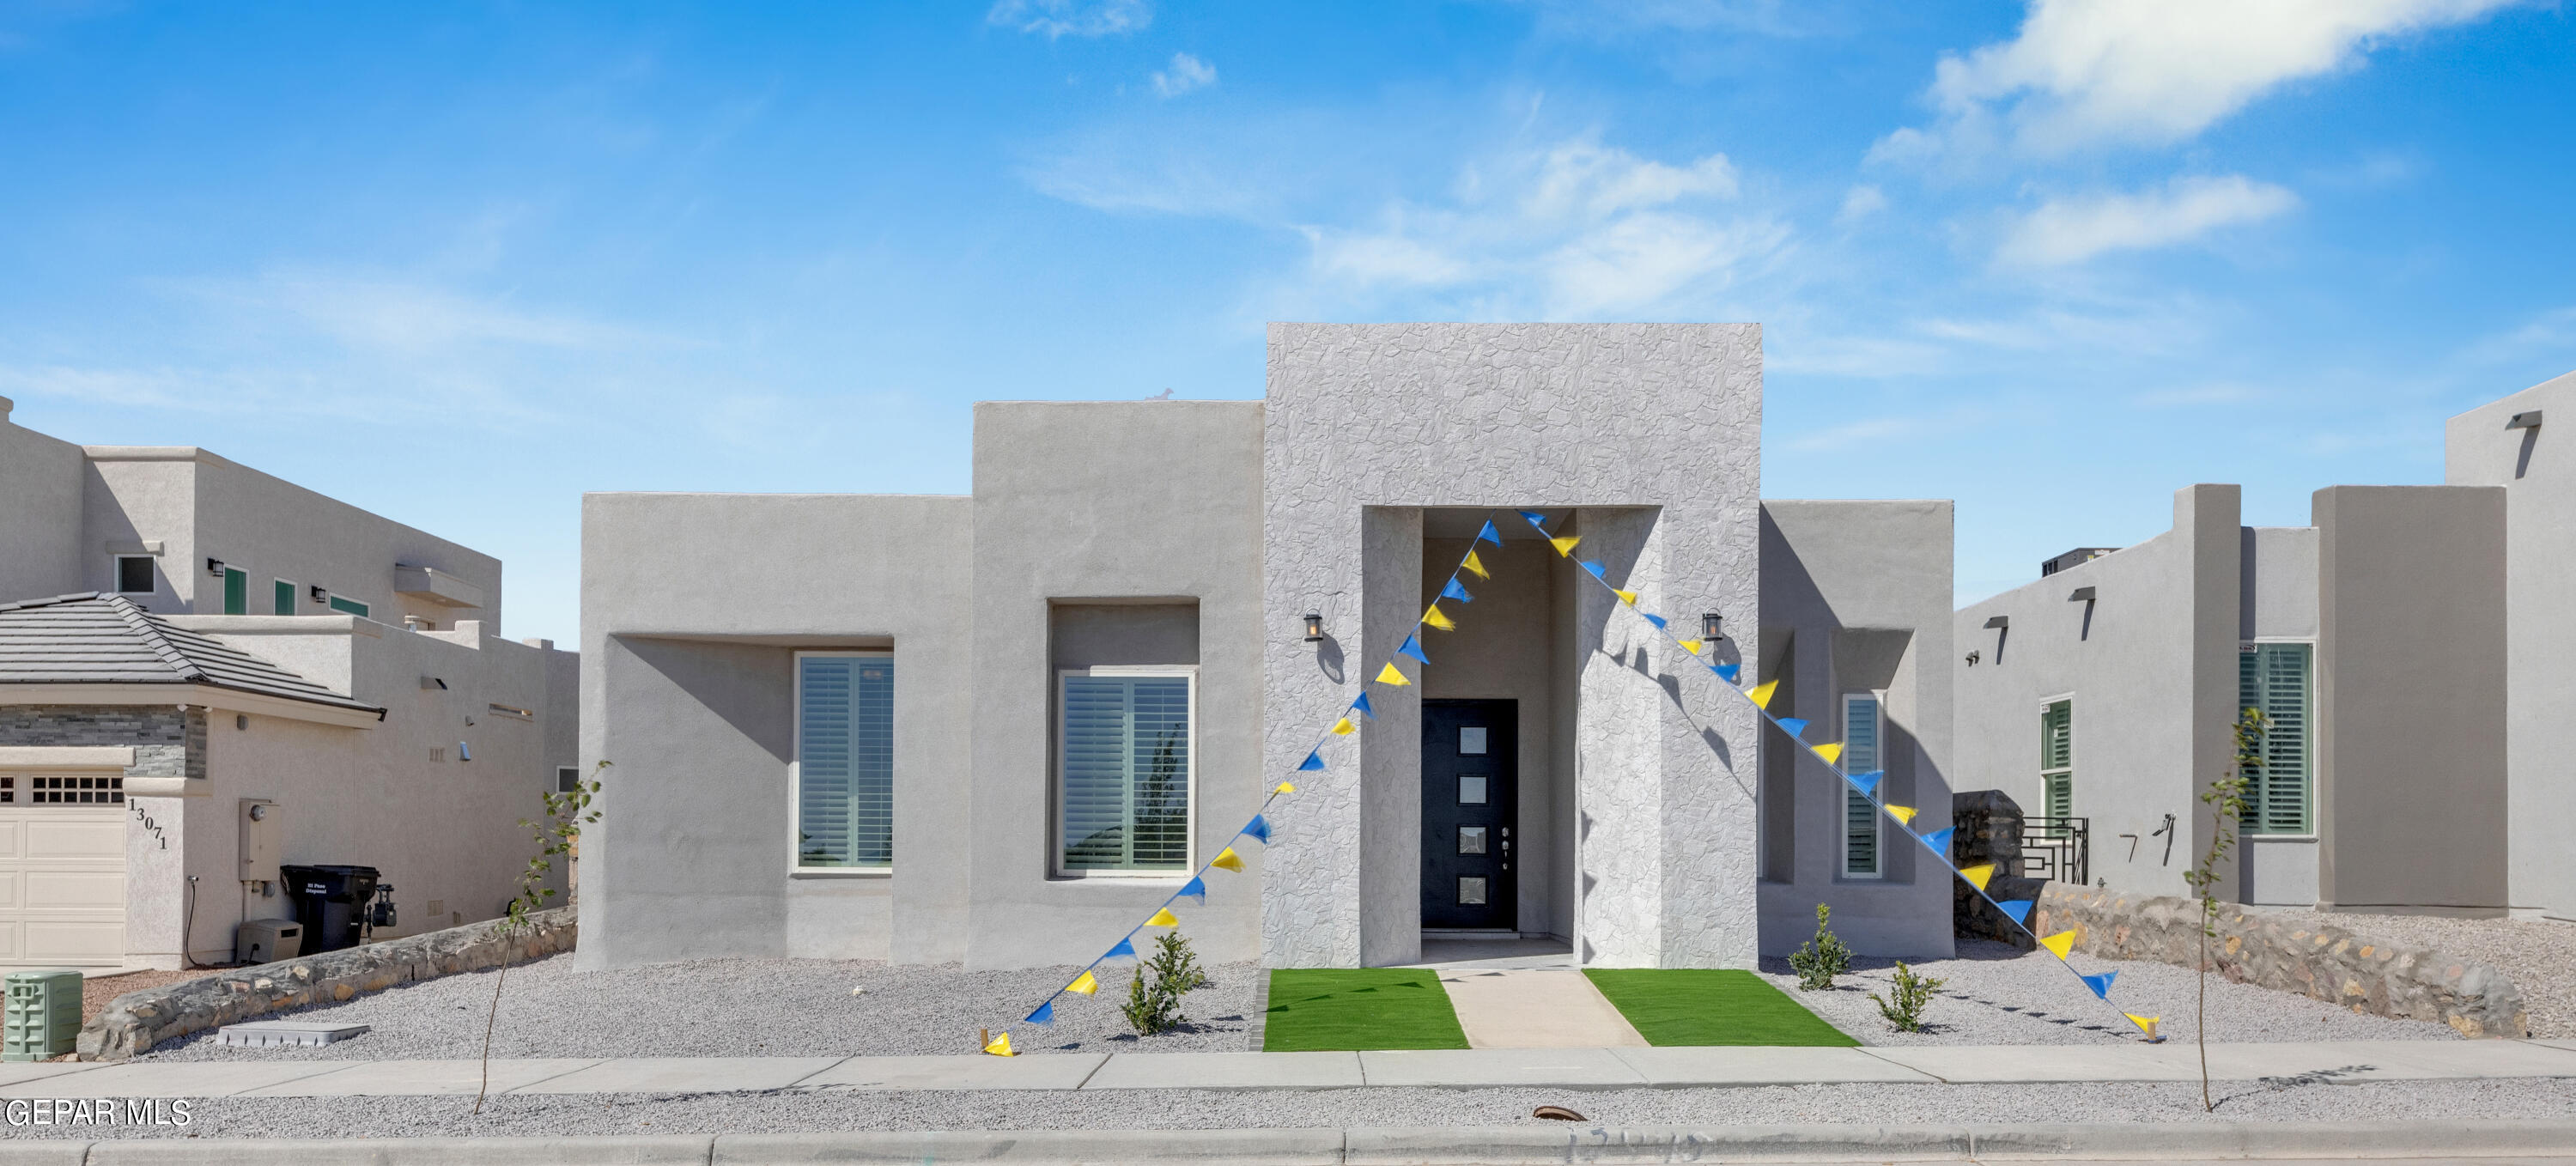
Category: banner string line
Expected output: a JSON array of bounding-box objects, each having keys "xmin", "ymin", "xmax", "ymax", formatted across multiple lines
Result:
[
  {"xmin": 1510, "ymin": 508, "xmax": 2159, "ymax": 1042},
  {"xmin": 981, "ymin": 511, "xmax": 1513, "ymax": 1056}
]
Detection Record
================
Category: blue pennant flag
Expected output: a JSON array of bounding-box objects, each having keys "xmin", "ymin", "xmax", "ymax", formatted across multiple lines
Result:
[
  {"xmin": 1104, "ymin": 937, "xmax": 1137, "ymax": 960},
  {"xmin": 1847, "ymin": 770, "xmax": 1882, "ymax": 797},
  {"xmin": 1298, "ymin": 750, "xmax": 1325, "ymax": 772},
  {"xmin": 1776, "ymin": 717, "xmax": 1809, "ymax": 738},
  {"xmin": 1442, "ymin": 578, "xmax": 1474, "ymax": 604},
  {"xmin": 1996, "ymin": 900, "xmax": 2033, "ymax": 925},
  {"xmin": 1714, "ymin": 662, "xmax": 1741, "ymax": 683},
  {"xmin": 1477, "ymin": 520, "xmax": 1503, "ymax": 545},
  {"xmin": 1244, "ymin": 814, "xmax": 1272, "ymax": 843},
  {"xmin": 1920, "ymin": 827, "xmax": 1955, "ymax": 856},
  {"xmin": 1176, "ymin": 877, "xmax": 1207, "ymax": 903},
  {"xmin": 1024, "ymin": 1000, "xmax": 1054, "ymax": 1025},
  {"xmin": 1399, "ymin": 635, "xmax": 1430, "ymax": 665},
  {"xmin": 1641, "ymin": 613, "xmax": 1668, "ymax": 630},
  {"xmin": 1580, "ymin": 560, "xmax": 1607, "ymax": 579},
  {"xmin": 2081, "ymin": 971, "xmax": 2117, "ymax": 999},
  {"xmin": 1351, "ymin": 692, "xmax": 1376, "ymax": 720},
  {"xmin": 1517, "ymin": 509, "xmax": 1550, "ymax": 529}
]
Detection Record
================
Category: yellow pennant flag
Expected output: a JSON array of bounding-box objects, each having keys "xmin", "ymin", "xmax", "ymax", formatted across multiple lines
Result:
[
  {"xmin": 1814, "ymin": 742, "xmax": 1844, "ymax": 764},
  {"xmin": 1066, "ymin": 971, "xmax": 1098, "ymax": 996},
  {"xmin": 1146, "ymin": 908, "xmax": 1179, "ymax": 927},
  {"xmin": 1747, "ymin": 679, "xmax": 1778, "ymax": 709},
  {"xmin": 1422, "ymin": 604, "xmax": 1456, "ymax": 631},
  {"xmin": 982, "ymin": 1031, "xmax": 1015, "ymax": 1057},
  {"xmin": 1375, "ymin": 662, "xmax": 1411, "ymax": 686},
  {"xmin": 1678, "ymin": 639, "xmax": 1704, "ymax": 656},
  {"xmin": 1886, "ymin": 805, "xmax": 1917, "ymax": 825},
  {"xmin": 2041, "ymin": 930, "xmax": 2077, "ymax": 959},
  {"xmin": 1462, "ymin": 550, "xmax": 1489, "ymax": 580},
  {"xmin": 1958, "ymin": 863, "xmax": 1996, "ymax": 891},
  {"xmin": 1210, "ymin": 847, "xmax": 1244, "ymax": 872},
  {"xmin": 1273, "ymin": 781, "xmax": 1297, "ymax": 794},
  {"xmin": 2126, "ymin": 1013, "xmax": 2160, "ymax": 1039},
  {"xmin": 1549, "ymin": 536, "xmax": 1581, "ymax": 556},
  {"xmin": 1330, "ymin": 718, "xmax": 1355, "ymax": 736},
  {"xmin": 1612, "ymin": 588, "xmax": 1638, "ymax": 606}
]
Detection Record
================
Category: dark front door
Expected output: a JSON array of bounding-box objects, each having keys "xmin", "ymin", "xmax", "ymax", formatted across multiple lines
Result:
[{"xmin": 1422, "ymin": 699, "xmax": 1516, "ymax": 931}]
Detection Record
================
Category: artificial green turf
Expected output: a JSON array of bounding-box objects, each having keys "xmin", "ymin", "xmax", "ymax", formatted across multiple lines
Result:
[
  {"xmin": 1261, "ymin": 969, "xmax": 1472, "ymax": 1052},
  {"xmin": 1583, "ymin": 969, "xmax": 1859, "ymax": 1047}
]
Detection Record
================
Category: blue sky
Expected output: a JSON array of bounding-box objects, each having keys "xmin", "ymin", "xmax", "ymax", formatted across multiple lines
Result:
[{"xmin": 3, "ymin": 1, "xmax": 2571, "ymax": 644}]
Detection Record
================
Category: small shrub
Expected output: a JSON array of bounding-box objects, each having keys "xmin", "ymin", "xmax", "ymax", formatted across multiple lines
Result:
[
  {"xmin": 1121, "ymin": 931, "xmax": 1207, "ymax": 1036},
  {"xmin": 1786, "ymin": 903, "xmax": 1852, "ymax": 991},
  {"xmin": 1148, "ymin": 930, "xmax": 1209, "ymax": 995},
  {"xmin": 1871, "ymin": 962, "xmax": 1947, "ymax": 1033}
]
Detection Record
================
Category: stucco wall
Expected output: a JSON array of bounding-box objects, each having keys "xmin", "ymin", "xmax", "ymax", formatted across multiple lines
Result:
[
  {"xmin": 2445, "ymin": 372, "xmax": 2576, "ymax": 920},
  {"xmin": 2314, "ymin": 484, "xmax": 2508, "ymax": 914},
  {"xmin": 1950, "ymin": 485, "xmax": 2240, "ymax": 900},
  {"xmin": 1261, "ymin": 323, "xmax": 1764, "ymax": 969},
  {"xmin": 191, "ymin": 453, "xmax": 501, "ymax": 631},
  {"xmin": 0, "ymin": 399, "xmax": 87, "ymax": 604},
  {"xmin": 1756, "ymin": 499, "xmax": 1956, "ymax": 957},
  {"xmin": 580, "ymin": 492, "xmax": 975, "ymax": 969},
  {"xmin": 963, "ymin": 401, "xmax": 1265, "ymax": 969}
]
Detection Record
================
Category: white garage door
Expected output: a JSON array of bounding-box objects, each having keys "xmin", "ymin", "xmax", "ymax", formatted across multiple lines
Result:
[{"xmin": 0, "ymin": 774, "xmax": 129, "ymax": 969}]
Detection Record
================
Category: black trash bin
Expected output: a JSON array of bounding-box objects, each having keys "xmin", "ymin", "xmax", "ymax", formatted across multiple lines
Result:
[{"xmin": 279, "ymin": 864, "xmax": 380, "ymax": 954}]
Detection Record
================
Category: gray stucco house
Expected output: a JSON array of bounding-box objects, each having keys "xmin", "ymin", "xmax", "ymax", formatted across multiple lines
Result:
[
  {"xmin": 581, "ymin": 323, "xmax": 1959, "ymax": 970},
  {"xmin": 1953, "ymin": 368, "xmax": 2575, "ymax": 922}
]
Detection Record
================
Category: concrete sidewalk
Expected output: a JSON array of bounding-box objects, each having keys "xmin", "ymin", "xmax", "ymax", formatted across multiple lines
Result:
[
  {"xmin": 1437, "ymin": 969, "xmax": 1649, "ymax": 1048},
  {"xmin": 2, "ymin": 1039, "xmax": 2572, "ymax": 1099}
]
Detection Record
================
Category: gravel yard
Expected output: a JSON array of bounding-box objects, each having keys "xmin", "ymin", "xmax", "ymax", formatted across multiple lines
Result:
[
  {"xmin": 2257, "ymin": 908, "xmax": 2576, "ymax": 1038},
  {"xmin": 1756, "ymin": 939, "xmax": 2458, "ymax": 1045},
  {"xmin": 15, "ymin": 1078, "xmax": 2576, "ymax": 1140},
  {"xmin": 144, "ymin": 954, "xmax": 1261, "ymax": 1061}
]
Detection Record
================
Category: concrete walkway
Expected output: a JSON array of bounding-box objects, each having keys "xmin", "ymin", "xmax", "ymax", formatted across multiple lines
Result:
[
  {"xmin": 4, "ymin": 1039, "xmax": 2574, "ymax": 1098},
  {"xmin": 1437, "ymin": 969, "xmax": 1648, "ymax": 1048}
]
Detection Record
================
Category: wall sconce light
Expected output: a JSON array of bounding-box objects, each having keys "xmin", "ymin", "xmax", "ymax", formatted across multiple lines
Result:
[
  {"xmin": 310, "ymin": 585, "xmax": 331, "ymax": 604},
  {"xmin": 205, "ymin": 558, "xmax": 228, "ymax": 579},
  {"xmin": 1701, "ymin": 612, "xmax": 1725, "ymax": 642},
  {"xmin": 1303, "ymin": 613, "xmax": 1324, "ymax": 643}
]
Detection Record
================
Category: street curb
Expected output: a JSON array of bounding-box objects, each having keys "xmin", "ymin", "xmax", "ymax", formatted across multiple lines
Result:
[{"xmin": 8, "ymin": 1119, "xmax": 2576, "ymax": 1163}]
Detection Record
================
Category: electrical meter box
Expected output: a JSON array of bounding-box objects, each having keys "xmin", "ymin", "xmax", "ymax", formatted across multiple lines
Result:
[{"xmin": 239, "ymin": 799, "xmax": 279, "ymax": 884}]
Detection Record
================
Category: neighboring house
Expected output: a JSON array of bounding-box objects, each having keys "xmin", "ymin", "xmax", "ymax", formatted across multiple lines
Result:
[
  {"xmin": 582, "ymin": 323, "xmax": 1959, "ymax": 971},
  {"xmin": 1952, "ymin": 369, "xmax": 2573, "ymax": 921},
  {"xmin": 0, "ymin": 397, "xmax": 579, "ymax": 969}
]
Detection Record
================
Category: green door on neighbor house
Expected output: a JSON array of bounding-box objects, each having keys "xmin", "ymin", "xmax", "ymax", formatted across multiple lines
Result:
[{"xmin": 222, "ymin": 568, "xmax": 247, "ymax": 615}]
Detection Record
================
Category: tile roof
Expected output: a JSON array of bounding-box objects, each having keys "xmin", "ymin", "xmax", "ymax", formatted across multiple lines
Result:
[{"xmin": 0, "ymin": 592, "xmax": 384, "ymax": 718}]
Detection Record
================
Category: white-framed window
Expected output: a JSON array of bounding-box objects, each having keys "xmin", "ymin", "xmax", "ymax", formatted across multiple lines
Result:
[
  {"xmin": 2239, "ymin": 641, "xmax": 2314, "ymax": 835},
  {"xmin": 114, "ymin": 555, "xmax": 155, "ymax": 595},
  {"xmin": 2040, "ymin": 696, "xmax": 2074, "ymax": 823},
  {"xmin": 1057, "ymin": 666, "xmax": 1195, "ymax": 877},
  {"xmin": 274, "ymin": 579, "xmax": 300, "ymax": 615},
  {"xmin": 1841, "ymin": 692, "xmax": 1883, "ymax": 878},
  {"xmin": 794, "ymin": 651, "xmax": 895, "ymax": 871}
]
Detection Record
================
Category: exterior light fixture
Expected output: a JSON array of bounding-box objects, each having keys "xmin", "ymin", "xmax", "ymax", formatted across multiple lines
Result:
[
  {"xmin": 1701, "ymin": 612, "xmax": 1725, "ymax": 642},
  {"xmin": 1303, "ymin": 613, "xmax": 1324, "ymax": 642},
  {"xmin": 205, "ymin": 558, "xmax": 227, "ymax": 578}
]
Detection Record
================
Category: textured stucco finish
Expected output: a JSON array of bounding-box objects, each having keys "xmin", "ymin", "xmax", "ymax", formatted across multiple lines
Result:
[
  {"xmin": 1261, "ymin": 323, "xmax": 1763, "ymax": 969},
  {"xmin": 0, "ymin": 400, "xmax": 88, "ymax": 604}
]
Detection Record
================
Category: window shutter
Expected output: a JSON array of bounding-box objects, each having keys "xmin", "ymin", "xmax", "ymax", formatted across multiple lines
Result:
[
  {"xmin": 1842, "ymin": 695, "xmax": 1881, "ymax": 877},
  {"xmin": 1060, "ymin": 677, "xmax": 1130, "ymax": 869},
  {"xmin": 798, "ymin": 656, "xmax": 894, "ymax": 867},
  {"xmin": 2040, "ymin": 701, "xmax": 2073, "ymax": 821},
  {"xmin": 2239, "ymin": 644, "xmax": 2312, "ymax": 835},
  {"xmin": 1061, "ymin": 674, "xmax": 1192, "ymax": 871}
]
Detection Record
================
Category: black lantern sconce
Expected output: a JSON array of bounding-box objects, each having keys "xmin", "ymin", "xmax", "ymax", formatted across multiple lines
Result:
[
  {"xmin": 1303, "ymin": 613, "xmax": 1324, "ymax": 643},
  {"xmin": 205, "ymin": 558, "xmax": 228, "ymax": 579},
  {"xmin": 1700, "ymin": 612, "xmax": 1725, "ymax": 643}
]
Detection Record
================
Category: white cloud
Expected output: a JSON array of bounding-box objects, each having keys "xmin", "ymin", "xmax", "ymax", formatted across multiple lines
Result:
[
  {"xmin": 1996, "ymin": 174, "xmax": 2298, "ymax": 266},
  {"xmin": 1836, "ymin": 185, "xmax": 1887, "ymax": 223},
  {"xmin": 1877, "ymin": 0, "xmax": 2519, "ymax": 161},
  {"xmin": 1150, "ymin": 52, "xmax": 1216, "ymax": 98},
  {"xmin": 985, "ymin": 0, "xmax": 1150, "ymax": 38}
]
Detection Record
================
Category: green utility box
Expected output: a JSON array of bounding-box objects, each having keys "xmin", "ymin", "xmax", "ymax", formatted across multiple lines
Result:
[{"xmin": 3, "ymin": 969, "xmax": 84, "ymax": 1062}]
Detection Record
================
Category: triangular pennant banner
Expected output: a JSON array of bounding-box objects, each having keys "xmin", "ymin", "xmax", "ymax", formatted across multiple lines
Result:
[
  {"xmin": 1330, "ymin": 718, "xmax": 1355, "ymax": 736},
  {"xmin": 1996, "ymin": 900, "xmax": 2033, "ymax": 925},
  {"xmin": 1066, "ymin": 971, "xmax": 1099, "ymax": 995},
  {"xmin": 1442, "ymin": 578, "xmax": 1474, "ymax": 604},
  {"xmin": 1678, "ymin": 639, "xmax": 1704, "ymax": 656},
  {"xmin": 1272, "ymin": 781, "xmax": 1297, "ymax": 795},
  {"xmin": 2081, "ymin": 971, "xmax": 2117, "ymax": 999},
  {"xmin": 983, "ymin": 1031, "xmax": 1015, "ymax": 1056},
  {"xmin": 1209, "ymin": 847, "xmax": 1244, "ymax": 872},
  {"xmin": 1351, "ymin": 692, "xmax": 1375, "ymax": 720},
  {"xmin": 1920, "ymin": 827, "xmax": 1955, "ymax": 855},
  {"xmin": 1552, "ymin": 537, "xmax": 1583, "ymax": 557},
  {"xmin": 1244, "ymin": 814, "xmax": 1271, "ymax": 843},
  {"xmin": 2126, "ymin": 1013, "xmax": 2160, "ymax": 1039},
  {"xmin": 1103, "ymin": 937, "xmax": 1136, "ymax": 960},
  {"xmin": 1375, "ymin": 662, "xmax": 1411, "ymax": 686},
  {"xmin": 1714, "ymin": 662, "xmax": 1741, "ymax": 683},
  {"xmin": 1814, "ymin": 742, "xmax": 1844, "ymax": 764},
  {"xmin": 1398, "ymin": 635, "xmax": 1431, "ymax": 665},
  {"xmin": 1299, "ymin": 750, "xmax": 1326, "ymax": 772},
  {"xmin": 1461, "ymin": 550, "xmax": 1490, "ymax": 580},
  {"xmin": 1747, "ymin": 680, "xmax": 1778, "ymax": 709},
  {"xmin": 1848, "ymin": 771, "xmax": 1883, "ymax": 797},
  {"xmin": 1024, "ymin": 1001, "xmax": 1054, "ymax": 1026},
  {"xmin": 1776, "ymin": 717, "xmax": 1809, "ymax": 738},
  {"xmin": 1477, "ymin": 520, "xmax": 1503, "ymax": 545},
  {"xmin": 1958, "ymin": 863, "xmax": 1996, "ymax": 891},
  {"xmin": 2040, "ymin": 931, "xmax": 2077, "ymax": 959},
  {"xmin": 1641, "ymin": 613, "xmax": 1667, "ymax": 629},
  {"xmin": 1145, "ymin": 908, "xmax": 1179, "ymax": 928},
  {"xmin": 1612, "ymin": 588, "xmax": 1639, "ymax": 606},
  {"xmin": 1519, "ymin": 509, "xmax": 1551, "ymax": 528},
  {"xmin": 1422, "ymin": 604, "xmax": 1456, "ymax": 631},
  {"xmin": 1176, "ymin": 877, "xmax": 1207, "ymax": 903},
  {"xmin": 1579, "ymin": 559, "xmax": 1606, "ymax": 578},
  {"xmin": 1886, "ymin": 805, "xmax": 1917, "ymax": 825}
]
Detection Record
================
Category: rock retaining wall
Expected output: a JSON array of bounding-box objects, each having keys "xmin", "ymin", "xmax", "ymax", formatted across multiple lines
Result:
[
  {"xmin": 80, "ymin": 908, "xmax": 576, "ymax": 1060},
  {"xmin": 2032, "ymin": 885, "xmax": 2526, "ymax": 1038}
]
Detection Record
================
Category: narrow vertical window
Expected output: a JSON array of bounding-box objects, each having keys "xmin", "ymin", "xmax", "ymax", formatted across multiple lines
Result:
[
  {"xmin": 1842, "ymin": 693, "xmax": 1882, "ymax": 878},
  {"xmin": 222, "ymin": 568, "xmax": 248, "ymax": 615},
  {"xmin": 2239, "ymin": 644, "xmax": 2313, "ymax": 835},
  {"xmin": 2040, "ymin": 699, "xmax": 2074, "ymax": 823},
  {"xmin": 796, "ymin": 653, "xmax": 895, "ymax": 870},
  {"xmin": 275, "ymin": 580, "xmax": 299, "ymax": 615},
  {"xmin": 1060, "ymin": 670, "xmax": 1194, "ymax": 873}
]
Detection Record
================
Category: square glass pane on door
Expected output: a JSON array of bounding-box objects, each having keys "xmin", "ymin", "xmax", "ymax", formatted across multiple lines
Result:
[
  {"xmin": 1457, "ymin": 774, "xmax": 1487, "ymax": 804},
  {"xmin": 1457, "ymin": 877, "xmax": 1487, "ymax": 905},
  {"xmin": 1458, "ymin": 826, "xmax": 1487, "ymax": 854},
  {"xmin": 1459, "ymin": 727, "xmax": 1487, "ymax": 755}
]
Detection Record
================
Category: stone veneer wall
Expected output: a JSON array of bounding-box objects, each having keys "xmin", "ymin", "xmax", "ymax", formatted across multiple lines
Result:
[
  {"xmin": 2032, "ymin": 884, "xmax": 2526, "ymax": 1037},
  {"xmin": 0, "ymin": 705, "xmax": 206, "ymax": 780},
  {"xmin": 80, "ymin": 908, "xmax": 577, "ymax": 1060},
  {"xmin": 1952, "ymin": 790, "xmax": 2040, "ymax": 949}
]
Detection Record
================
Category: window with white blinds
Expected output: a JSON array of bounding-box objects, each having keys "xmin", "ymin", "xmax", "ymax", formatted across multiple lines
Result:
[
  {"xmin": 1059, "ymin": 670, "xmax": 1194, "ymax": 873},
  {"xmin": 796, "ymin": 653, "xmax": 895, "ymax": 870},
  {"xmin": 2239, "ymin": 643, "xmax": 2314, "ymax": 835},
  {"xmin": 1842, "ymin": 693, "xmax": 1883, "ymax": 878}
]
